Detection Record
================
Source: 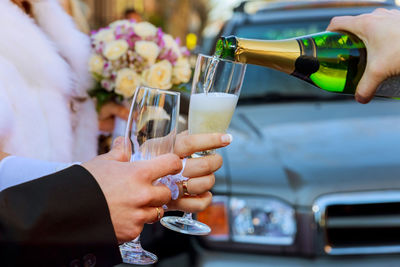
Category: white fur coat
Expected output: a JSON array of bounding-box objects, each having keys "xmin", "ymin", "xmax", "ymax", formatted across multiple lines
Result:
[{"xmin": 0, "ymin": 0, "xmax": 98, "ymax": 162}]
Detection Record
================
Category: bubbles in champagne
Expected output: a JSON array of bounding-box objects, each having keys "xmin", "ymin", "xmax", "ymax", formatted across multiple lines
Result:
[{"xmin": 189, "ymin": 92, "xmax": 238, "ymax": 134}]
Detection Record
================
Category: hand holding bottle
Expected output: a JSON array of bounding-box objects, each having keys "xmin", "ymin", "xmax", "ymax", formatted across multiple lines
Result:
[{"xmin": 327, "ymin": 8, "xmax": 400, "ymax": 104}]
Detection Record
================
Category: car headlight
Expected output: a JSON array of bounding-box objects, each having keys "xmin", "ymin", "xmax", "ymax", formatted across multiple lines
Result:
[{"xmin": 197, "ymin": 195, "xmax": 296, "ymax": 245}]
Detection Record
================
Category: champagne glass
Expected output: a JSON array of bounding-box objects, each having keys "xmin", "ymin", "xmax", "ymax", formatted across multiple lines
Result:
[
  {"xmin": 119, "ymin": 86, "xmax": 180, "ymax": 265},
  {"xmin": 160, "ymin": 54, "xmax": 246, "ymax": 235}
]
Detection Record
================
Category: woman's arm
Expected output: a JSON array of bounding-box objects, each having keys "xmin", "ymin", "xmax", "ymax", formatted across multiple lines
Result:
[{"xmin": 0, "ymin": 152, "xmax": 9, "ymax": 161}]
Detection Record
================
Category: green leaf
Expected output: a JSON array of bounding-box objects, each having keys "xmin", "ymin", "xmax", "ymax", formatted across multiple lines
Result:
[
  {"xmin": 88, "ymin": 84, "xmax": 118, "ymax": 111},
  {"xmin": 92, "ymin": 72, "xmax": 104, "ymax": 82},
  {"xmin": 171, "ymin": 82, "xmax": 191, "ymax": 93}
]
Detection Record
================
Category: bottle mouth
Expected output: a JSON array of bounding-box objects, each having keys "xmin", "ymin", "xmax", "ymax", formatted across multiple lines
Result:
[
  {"xmin": 214, "ymin": 39, "xmax": 224, "ymax": 57},
  {"xmin": 198, "ymin": 53, "xmax": 246, "ymax": 66}
]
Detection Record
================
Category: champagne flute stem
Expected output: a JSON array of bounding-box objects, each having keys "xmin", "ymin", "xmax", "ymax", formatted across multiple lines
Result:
[
  {"xmin": 182, "ymin": 212, "xmax": 194, "ymax": 222},
  {"xmin": 125, "ymin": 235, "xmax": 142, "ymax": 250},
  {"xmin": 132, "ymin": 235, "xmax": 140, "ymax": 245}
]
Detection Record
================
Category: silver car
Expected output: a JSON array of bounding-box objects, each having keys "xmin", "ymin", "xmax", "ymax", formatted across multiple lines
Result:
[
  {"xmin": 119, "ymin": 1, "xmax": 400, "ymax": 266},
  {"xmin": 192, "ymin": 1, "xmax": 400, "ymax": 266}
]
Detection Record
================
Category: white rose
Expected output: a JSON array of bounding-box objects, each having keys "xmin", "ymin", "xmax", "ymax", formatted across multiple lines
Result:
[
  {"xmin": 162, "ymin": 34, "xmax": 182, "ymax": 57},
  {"xmin": 175, "ymin": 57, "xmax": 190, "ymax": 68},
  {"xmin": 109, "ymin": 19, "xmax": 133, "ymax": 29},
  {"xmin": 142, "ymin": 60, "xmax": 172, "ymax": 90},
  {"xmin": 173, "ymin": 67, "xmax": 191, "ymax": 84},
  {"xmin": 172, "ymin": 57, "xmax": 191, "ymax": 84},
  {"xmin": 135, "ymin": 41, "xmax": 160, "ymax": 64},
  {"xmin": 94, "ymin": 29, "xmax": 115, "ymax": 44},
  {"xmin": 133, "ymin": 22, "xmax": 158, "ymax": 38},
  {"xmin": 115, "ymin": 68, "xmax": 141, "ymax": 98},
  {"xmin": 103, "ymin": 40, "xmax": 129, "ymax": 61},
  {"xmin": 89, "ymin": 54, "xmax": 104, "ymax": 75}
]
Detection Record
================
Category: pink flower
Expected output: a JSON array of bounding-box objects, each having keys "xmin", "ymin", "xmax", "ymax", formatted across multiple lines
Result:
[
  {"xmin": 156, "ymin": 28, "xmax": 165, "ymax": 48},
  {"xmin": 127, "ymin": 27, "xmax": 137, "ymax": 38},
  {"xmin": 182, "ymin": 48, "xmax": 190, "ymax": 57},
  {"xmin": 115, "ymin": 26, "xmax": 123, "ymax": 39},
  {"xmin": 127, "ymin": 39, "xmax": 134, "ymax": 48},
  {"xmin": 158, "ymin": 49, "xmax": 178, "ymax": 65}
]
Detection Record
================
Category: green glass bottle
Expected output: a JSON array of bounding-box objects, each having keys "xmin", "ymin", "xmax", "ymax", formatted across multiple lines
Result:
[{"xmin": 215, "ymin": 31, "xmax": 400, "ymax": 97}]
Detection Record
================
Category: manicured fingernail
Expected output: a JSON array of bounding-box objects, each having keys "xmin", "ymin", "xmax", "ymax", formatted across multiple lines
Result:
[{"xmin": 221, "ymin": 134, "xmax": 233, "ymax": 144}]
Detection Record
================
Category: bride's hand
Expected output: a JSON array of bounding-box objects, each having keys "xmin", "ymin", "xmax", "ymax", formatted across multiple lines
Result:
[
  {"xmin": 98, "ymin": 102, "xmax": 130, "ymax": 133},
  {"xmin": 167, "ymin": 131, "xmax": 232, "ymax": 212}
]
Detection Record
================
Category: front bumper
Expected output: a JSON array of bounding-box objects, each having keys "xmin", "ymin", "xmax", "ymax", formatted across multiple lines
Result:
[{"xmin": 196, "ymin": 249, "xmax": 400, "ymax": 267}]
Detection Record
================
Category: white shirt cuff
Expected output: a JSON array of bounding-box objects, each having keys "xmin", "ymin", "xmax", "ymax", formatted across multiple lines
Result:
[{"xmin": 0, "ymin": 156, "xmax": 80, "ymax": 191}]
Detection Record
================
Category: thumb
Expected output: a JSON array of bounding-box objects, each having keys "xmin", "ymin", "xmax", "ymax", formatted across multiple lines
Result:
[{"xmin": 103, "ymin": 136, "xmax": 129, "ymax": 162}]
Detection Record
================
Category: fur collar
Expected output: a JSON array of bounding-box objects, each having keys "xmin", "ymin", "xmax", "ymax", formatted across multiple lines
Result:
[
  {"xmin": 0, "ymin": 0, "xmax": 92, "ymax": 97},
  {"xmin": 0, "ymin": 0, "xmax": 98, "ymax": 162}
]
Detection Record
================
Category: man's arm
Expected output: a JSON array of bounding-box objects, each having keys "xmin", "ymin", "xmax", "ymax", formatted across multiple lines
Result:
[
  {"xmin": 0, "ymin": 132, "xmax": 231, "ymax": 266},
  {"xmin": 0, "ymin": 165, "xmax": 122, "ymax": 267}
]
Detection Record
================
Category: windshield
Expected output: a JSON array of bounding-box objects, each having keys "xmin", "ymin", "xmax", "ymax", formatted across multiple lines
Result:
[{"xmin": 233, "ymin": 20, "xmax": 352, "ymax": 104}]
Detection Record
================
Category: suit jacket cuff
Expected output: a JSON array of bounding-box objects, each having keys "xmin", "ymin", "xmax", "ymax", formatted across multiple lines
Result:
[{"xmin": 0, "ymin": 165, "xmax": 122, "ymax": 266}]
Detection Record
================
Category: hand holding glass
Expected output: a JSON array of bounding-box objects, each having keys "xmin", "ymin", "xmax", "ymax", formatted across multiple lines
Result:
[
  {"xmin": 160, "ymin": 54, "xmax": 246, "ymax": 235},
  {"xmin": 119, "ymin": 86, "xmax": 180, "ymax": 265}
]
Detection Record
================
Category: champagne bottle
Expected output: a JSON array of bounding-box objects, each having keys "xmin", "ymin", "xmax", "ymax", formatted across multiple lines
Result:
[{"xmin": 215, "ymin": 31, "xmax": 400, "ymax": 98}]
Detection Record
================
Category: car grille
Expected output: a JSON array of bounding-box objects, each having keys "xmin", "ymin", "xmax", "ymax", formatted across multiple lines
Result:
[{"xmin": 313, "ymin": 191, "xmax": 400, "ymax": 255}]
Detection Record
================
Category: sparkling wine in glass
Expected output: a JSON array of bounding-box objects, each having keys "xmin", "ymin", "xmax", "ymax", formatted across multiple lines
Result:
[
  {"xmin": 160, "ymin": 54, "xmax": 246, "ymax": 235},
  {"xmin": 119, "ymin": 86, "xmax": 180, "ymax": 265}
]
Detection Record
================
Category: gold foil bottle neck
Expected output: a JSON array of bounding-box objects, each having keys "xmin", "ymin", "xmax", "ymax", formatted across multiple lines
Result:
[{"xmin": 235, "ymin": 38, "xmax": 301, "ymax": 74}]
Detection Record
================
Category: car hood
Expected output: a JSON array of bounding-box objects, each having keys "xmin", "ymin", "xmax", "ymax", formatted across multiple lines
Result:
[{"xmin": 217, "ymin": 99, "xmax": 400, "ymax": 207}]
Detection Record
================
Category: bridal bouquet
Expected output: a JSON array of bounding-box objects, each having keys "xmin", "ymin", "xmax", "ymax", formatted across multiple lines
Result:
[{"xmin": 88, "ymin": 20, "xmax": 192, "ymax": 109}]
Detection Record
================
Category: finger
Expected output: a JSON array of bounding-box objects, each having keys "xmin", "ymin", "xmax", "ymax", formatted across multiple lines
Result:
[
  {"xmin": 116, "ymin": 224, "xmax": 144, "ymax": 243},
  {"xmin": 141, "ymin": 206, "xmax": 165, "ymax": 224},
  {"xmin": 183, "ymin": 154, "xmax": 223, "ymax": 177},
  {"xmin": 177, "ymin": 175, "xmax": 215, "ymax": 197},
  {"xmin": 98, "ymin": 117, "xmax": 115, "ymax": 133},
  {"xmin": 135, "ymin": 153, "xmax": 182, "ymax": 182},
  {"xmin": 103, "ymin": 136, "xmax": 129, "ymax": 161},
  {"xmin": 175, "ymin": 132, "xmax": 233, "ymax": 158},
  {"xmin": 98, "ymin": 102, "xmax": 116, "ymax": 120},
  {"xmin": 99, "ymin": 102, "xmax": 130, "ymax": 120},
  {"xmin": 147, "ymin": 184, "xmax": 172, "ymax": 207},
  {"xmin": 389, "ymin": 9, "xmax": 400, "ymax": 15},
  {"xmin": 167, "ymin": 192, "xmax": 213, "ymax": 213},
  {"xmin": 355, "ymin": 63, "xmax": 383, "ymax": 104},
  {"xmin": 372, "ymin": 8, "xmax": 390, "ymax": 15},
  {"xmin": 117, "ymin": 206, "xmax": 165, "ymax": 241},
  {"xmin": 116, "ymin": 106, "xmax": 130, "ymax": 120}
]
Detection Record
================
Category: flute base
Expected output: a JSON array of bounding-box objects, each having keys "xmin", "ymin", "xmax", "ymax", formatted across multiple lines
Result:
[
  {"xmin": 160, "ymin": 216, "xmax": 211, "ymax": 235},
  {"xmin": 119, "ymin": 242, "xmax": 157, "ymax": 265}
]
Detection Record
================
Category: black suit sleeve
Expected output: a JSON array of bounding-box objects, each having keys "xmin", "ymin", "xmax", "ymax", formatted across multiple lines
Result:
[{"xmin": 0, "ymin": 165, "xmax": 122, "ymax": 267}]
